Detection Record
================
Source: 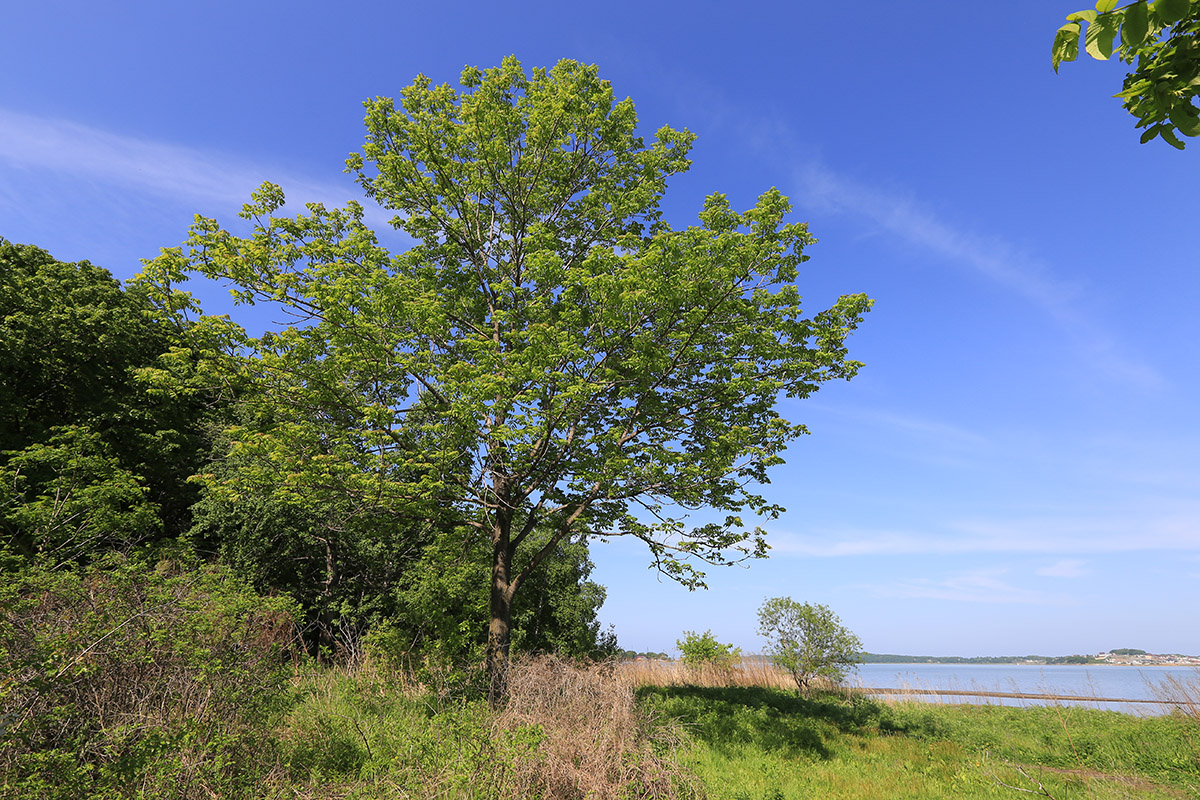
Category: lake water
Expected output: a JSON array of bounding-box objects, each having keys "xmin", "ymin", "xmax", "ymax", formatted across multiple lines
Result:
[{"xmin": 848, "ymin": 663, "xmax": 1200, "ymax": 715}]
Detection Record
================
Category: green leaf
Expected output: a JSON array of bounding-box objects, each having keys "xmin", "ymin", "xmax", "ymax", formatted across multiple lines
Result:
[
  {"xmin": 1095, "ymin": 0, "xmax": 1120, "ymax": 11},
  {"xmin": 1154, "ymin": 0, "xmax": 1191, "ymax": 23},
  {"xmin": 1160, "ymin": 125, "xmax": 1187, "ymax": 148},
  {"xmin": 1140, "ymin": 123, "xmax": 1163, "ymax": 142},
  {"xmin": 1085, "ymin": 12, "xmax": 1120, "ymax": 59},
  {"xmin": 1114, "ymin": 78, "xmax": 1153, "ymax": 98},
  {"xmin": 1168, "ymin": 103, "xmax": 1200, "ymax": 135},
  {"xmin": 1053, "ymin": 23, "xmax": 1082, "ymax": 70},
  {"xmin": 1067, "ymin": 10, "xmax": 1098, "ymax": 23},
  {"xmin": 1121, "ymin": 1, "xmax": 1151, "ymax": 48}
]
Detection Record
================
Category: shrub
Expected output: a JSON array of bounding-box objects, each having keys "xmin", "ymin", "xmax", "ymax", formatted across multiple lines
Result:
[
  {"xmin": 756, "ymin": 597, "xmax": 861, "ymax": 692},
  {"xmin": 676, "ymin": 630, "xmax": 741, "ymax": 671},
  {"xmin": 0, "ymin": 552, "xmax": 298, "ymax": 799}
]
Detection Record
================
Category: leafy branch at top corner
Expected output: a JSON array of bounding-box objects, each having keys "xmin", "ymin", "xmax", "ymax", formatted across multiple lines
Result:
[{"xmin": 1052, "ymin": 0, "xmax": 1200, "ymax": 148}]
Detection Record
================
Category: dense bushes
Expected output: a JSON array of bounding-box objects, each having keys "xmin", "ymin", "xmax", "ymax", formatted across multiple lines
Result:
[{"xmin": 0, "ymin": 553, "xmax": 298, "ymax": 799}]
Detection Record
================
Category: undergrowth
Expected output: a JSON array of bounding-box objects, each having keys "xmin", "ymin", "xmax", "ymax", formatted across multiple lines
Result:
[
  {"xmin": 0, "ymin": 554, "xmax": 298, "ymax": 800},
  {"xmin": 275, "ymin": 656, "xmax": 696, "ymax": 799},
  {"xmin": 6, "ymin": 557, "xmax": 1197, "ymax": 800}
]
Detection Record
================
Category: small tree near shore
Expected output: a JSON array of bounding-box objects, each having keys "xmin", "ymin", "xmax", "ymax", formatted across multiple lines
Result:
[
  {"xmin": 757, "ymin": 597, "xmax": 861, "ymax": 691},
  {"xmin": 676, "ymin": 629, "xmax": 741, "ymax": 670}
]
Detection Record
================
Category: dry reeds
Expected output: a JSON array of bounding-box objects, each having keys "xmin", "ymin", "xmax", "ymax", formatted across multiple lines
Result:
[
  {"xmin": 1149, "ymin": 670, "xmax": 1200, "ymax": 719},
  {"xmin": 618, "ymin": 655, "xmax": 837, "ymax": 692},
  {"xmin": 495, "ymin": 656, "xmax": 697, "ymax": 800}
]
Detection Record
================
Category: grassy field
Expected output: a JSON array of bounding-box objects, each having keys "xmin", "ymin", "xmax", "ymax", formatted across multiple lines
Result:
[
  {"xmin": 7, "ymin": 648, "xmax": 1199, "ymax": 798},
  {"xmin": 265, "ymin": 658, "xmax": 1200, "ymax": 799},
  {"xmin": 638, "ymin": 683, "xmax": 1200, "ymax": 799}
]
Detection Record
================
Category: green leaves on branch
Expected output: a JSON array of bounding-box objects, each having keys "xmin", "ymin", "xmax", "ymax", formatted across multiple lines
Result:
[{"xmin": 1053, "ymin": 0, "xmax": 1200, "ymax": 147}]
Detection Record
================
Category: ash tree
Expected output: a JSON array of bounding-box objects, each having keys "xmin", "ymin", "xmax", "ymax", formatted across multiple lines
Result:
[
  {"xmin": 144, "ymin": 57, "xmax": 872, "ymax": 703},
  {"xmin": 757, "ymin": 597, "xmax": 863, "ymax": 692}
]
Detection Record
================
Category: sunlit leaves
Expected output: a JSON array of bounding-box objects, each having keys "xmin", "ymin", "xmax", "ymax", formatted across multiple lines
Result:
[
  {"xmin": 1053, "ymin": 22, "xmax": 1082, "ymax": 70},
  {"xmin": 1084, "ymin": 11, "xmax": 1120, "ymax": 58},
  {"xmin": 1054, "ymin": 0, "xmax": 1200, "ymax": 147}
]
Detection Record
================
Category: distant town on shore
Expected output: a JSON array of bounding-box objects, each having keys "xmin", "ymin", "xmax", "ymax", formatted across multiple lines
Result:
[{"xmin": 860, "ymin": 649, "xmax": 1200, "ymax": 666}]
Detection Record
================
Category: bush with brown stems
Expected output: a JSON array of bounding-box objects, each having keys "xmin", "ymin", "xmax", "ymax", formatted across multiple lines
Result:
[{"xmin": 0, "ymin": 552, "xmax": 298, "ymax": 800}]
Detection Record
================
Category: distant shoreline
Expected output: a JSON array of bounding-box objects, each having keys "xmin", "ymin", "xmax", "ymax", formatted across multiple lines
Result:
[{"xmin": 859, "ymin": 652, "xmax": 1200, "ymax": 667}]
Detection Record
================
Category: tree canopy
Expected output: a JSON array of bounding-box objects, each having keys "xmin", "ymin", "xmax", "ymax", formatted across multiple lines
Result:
[
  {"xmin": 144, "ymin": 57, "xmax": 872, "ymax": 702},
  {"xmin": 0, "ymin": 240, "xmax": 210, "ymax": 566},
  {"xmin": 1053, "ymin": 0, "xmax": 1200, "ymax": 148}
]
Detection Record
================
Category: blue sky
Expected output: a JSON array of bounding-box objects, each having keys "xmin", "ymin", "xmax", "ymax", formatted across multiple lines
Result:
[{"xmin": 3, "ymin": 1, "xmax": 1198, "ymax": 658}]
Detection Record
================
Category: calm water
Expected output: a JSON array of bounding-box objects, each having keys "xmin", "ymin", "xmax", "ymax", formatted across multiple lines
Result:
[{"xmin": 849, "ymin": 663, "xmax": 1199, "ymax": 715}]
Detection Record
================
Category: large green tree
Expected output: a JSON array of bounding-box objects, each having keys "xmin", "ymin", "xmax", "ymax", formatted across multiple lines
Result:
[
  {"xmin": 144, "ymin": 57, "xmax": 872, "ymax": 702},
  {"xmin": 1053, "ymin": 0, "xmax": 1200, "ymax": 148}
]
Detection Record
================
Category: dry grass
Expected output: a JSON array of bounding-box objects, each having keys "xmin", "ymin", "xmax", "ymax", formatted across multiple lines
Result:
[
  {"xmin": 1149, "ymin": 671, "xmax": 1200, "ymax": 719},
  {"xmin": 618, "ymin": 656, "xmax": 842, "ymax": 693},
  {"xmin": 494, "ymin": 656, "xmax": 698, "ymax": 800}
]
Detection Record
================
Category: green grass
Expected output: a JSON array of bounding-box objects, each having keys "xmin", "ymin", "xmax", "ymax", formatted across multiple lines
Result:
[
  {"xmin": 274, "ymin": 668, "xmax": 539, "ymax": 799},
  {"xmin": 637, "ymin": 685, "xmax": 1200, "ymax": 799}
]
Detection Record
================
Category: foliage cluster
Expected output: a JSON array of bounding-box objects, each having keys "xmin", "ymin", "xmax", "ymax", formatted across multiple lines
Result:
[
  {"xmin": 1053, "ymin": 0, "xmax": 1200, "ymax": 147},
  {"xmin": 757, "ymin": 598, "xmax": 862, "ymax": 691},
  {"xmin": 677, "ymin": 630, "xmax": 742, "ymax": 671},
  {"xmin": 618, "ymin": 650, "xmax": 673, "ymax": 661},
  {"xmin": 0, "ymin": 240, "xmax": 210, "ymax": 566}
]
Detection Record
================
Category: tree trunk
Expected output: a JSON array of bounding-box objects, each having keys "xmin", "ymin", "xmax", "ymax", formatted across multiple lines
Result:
[{"xmin": 486, "ymin": 525, "xmax": 514, "ymax": 708}]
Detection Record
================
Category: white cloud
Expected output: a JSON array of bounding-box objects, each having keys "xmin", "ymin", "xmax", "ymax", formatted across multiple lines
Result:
[
  {"xmin": 0, "ymin": 107, "xmax": 394, "ymax": 228},
  {"xmin": 771, "ymin": 507, "xmax": 1200, "ymax": 557},
  {"xmin": 816, "ymin": 404, "xmax": 990, "ymax": 450},
  {"xmin": 790, "ymin": 161, "xmax": 1163, "ymax": 390},
  {"xmin": 859, "ymin": 568, "xmax": 1066, "ymax": 605},
  {"xmin": 1035, "ymin": 558, "xmax": 1089, "ymax": 578}
]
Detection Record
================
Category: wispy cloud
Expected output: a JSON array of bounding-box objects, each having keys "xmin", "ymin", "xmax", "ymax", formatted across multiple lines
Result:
[
  {"xmin": 0, "ymin": 107, "xmax": 392, "ymax": 226},
  {"xmin": 771, "ymin": 507, "xmax": 1200, "ymax": 557},
  {"xmin": 653, "ymin": 69, "xmax": 1162, "ymax": 390},
  {"xmin": 859, "ymin": 568, "xmax": 1067, "ymax": 605},
  {"xmin": 1035, "ymin": 558, "xmax": 1089, "ymax": 578},
  {"xmin": 791, "ymin": 161, "xmax": 1163, "ymax": 389},
  {"xmin": 800, "ymin": 402, "xmax": 995, "ymax": 468}
]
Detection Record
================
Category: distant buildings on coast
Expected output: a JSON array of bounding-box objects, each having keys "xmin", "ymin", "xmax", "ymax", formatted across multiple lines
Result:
[
  {"xmin": 859, "ymin": 649, "xmax": 1200, "ymax": 666},
  {"xmin": 1094, "ymin": 651, "xmax": 1200, "ymax": 666}
]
